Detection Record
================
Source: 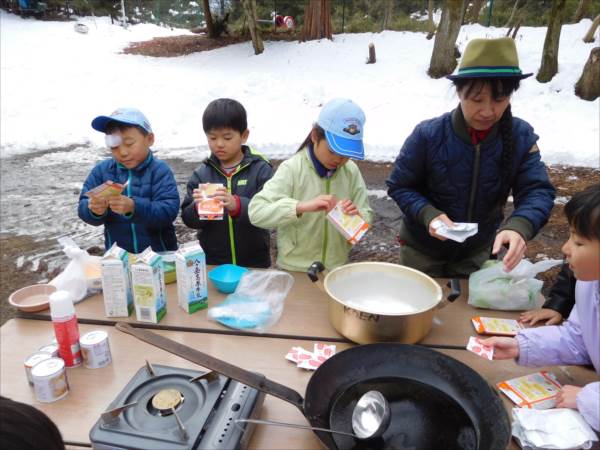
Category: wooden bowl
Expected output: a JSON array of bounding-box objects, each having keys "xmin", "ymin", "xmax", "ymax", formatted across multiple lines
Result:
[{"xmin": 8, "ymin": 284, "xmax": 56, "ymax": 312}]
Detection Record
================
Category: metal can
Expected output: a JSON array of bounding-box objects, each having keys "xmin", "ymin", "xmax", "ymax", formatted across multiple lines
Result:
[
  {"xmin": 80, "ymin": 330, "xmax": 111, "ymax": 369},
  {"xmin": 31, "ymin": 357, "xmax": 69, "ymax": 402},
  {"xmin": 38, "ymin": 344, "xmax": 60, "ymax": 358},
  {"xmin": 24, "ymin": 351, "xmax": 53, "ymax": 386}
]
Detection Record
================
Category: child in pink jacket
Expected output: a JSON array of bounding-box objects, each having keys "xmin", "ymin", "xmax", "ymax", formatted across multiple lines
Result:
[{"xmin": 484, "ymin": 184, "xmax": 600, "ymax": 431}]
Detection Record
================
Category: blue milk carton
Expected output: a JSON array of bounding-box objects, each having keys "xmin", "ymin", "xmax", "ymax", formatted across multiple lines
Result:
[
  {"xmin": 175, "ymin": 242, "xmax": 208, "ymax": 314},
  {"xmin": 130, "ymin": 247, "xmax": 167, "ymax": 323},
  {"xmin": 100, "ymin": 243, "xmax": 133, "ymax": 317}
]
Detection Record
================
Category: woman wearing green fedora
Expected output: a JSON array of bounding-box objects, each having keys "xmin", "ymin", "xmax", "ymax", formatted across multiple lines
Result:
[{"xmin": 386, "ymin": 37, "xmax": 555, "ymax": 278}]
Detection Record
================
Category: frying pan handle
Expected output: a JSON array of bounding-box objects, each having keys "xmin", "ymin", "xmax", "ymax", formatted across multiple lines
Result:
[
  {"xmin": 307, "ymin": 261, "xmax": 325, "ymax": 282},
  {"xmin": 115, "ymin": 323, "xmax": 305, "ymax": 412},
  {"xmin": 446, "ymin": 278, "xmax": 461, "ymax": 303}
]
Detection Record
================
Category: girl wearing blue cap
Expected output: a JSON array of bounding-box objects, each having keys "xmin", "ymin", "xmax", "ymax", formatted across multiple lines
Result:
[
  {"xmin": 249, "ymin": 98, "xmax": 373, "ymax": 272},
  {"xmin": 386, "ymin": 37, "xmax": 555, "ymax": 277}
]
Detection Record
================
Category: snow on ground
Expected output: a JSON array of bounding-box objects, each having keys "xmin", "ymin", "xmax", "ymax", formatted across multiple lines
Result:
[{"xmin": 1, "ymin": 11, "xmax": 598, "ymax": 166}]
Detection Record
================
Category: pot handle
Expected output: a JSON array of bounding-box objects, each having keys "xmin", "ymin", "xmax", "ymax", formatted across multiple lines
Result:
[
  {"xmin": 307, "ymin": 261, "xmax": 325, "ymax": 282},
  {"xmin": 446, "ymin": 278, "xmax": 461, "ymax": 302}
]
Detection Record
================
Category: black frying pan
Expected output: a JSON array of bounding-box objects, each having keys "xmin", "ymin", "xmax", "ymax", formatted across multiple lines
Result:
[{"xmin": 116, "ymin": 323, "xmax": 510, "ymax": 450}]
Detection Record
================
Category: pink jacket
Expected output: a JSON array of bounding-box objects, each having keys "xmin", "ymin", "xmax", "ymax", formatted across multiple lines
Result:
[{"xmin": 516, "ymin": 280, "xmax": 600, "ymax": 431}]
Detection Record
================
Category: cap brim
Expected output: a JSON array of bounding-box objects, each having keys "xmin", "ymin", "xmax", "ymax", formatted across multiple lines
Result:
[
  {"xmin": 324, "ymin": 130, "xmax": 364, "ymax": 160},
  {"xmin": 91, "ymin": 116, "xmax": 150, "ymax": 133},
  {"xmin": 446, "ymin": 72, "xmax": 533, "ymax": 81}
]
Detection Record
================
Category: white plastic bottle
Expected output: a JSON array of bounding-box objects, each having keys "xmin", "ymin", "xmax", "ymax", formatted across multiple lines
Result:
[{"xmin": 49, "ymin": 290, "xmax": 82, "ymax": 367}]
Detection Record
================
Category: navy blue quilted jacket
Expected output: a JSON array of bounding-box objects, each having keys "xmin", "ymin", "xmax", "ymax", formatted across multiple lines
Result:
[
  {"xmin": 386, "ymin": 108, "xmax": 555, "ymax": 258},
  {"xmin": 78, "ymin": 152, "xmax": 180, "ymax": 254}
]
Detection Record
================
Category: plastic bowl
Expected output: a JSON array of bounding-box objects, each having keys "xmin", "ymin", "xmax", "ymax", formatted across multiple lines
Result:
[
  {"xmin": 208, "ymin": 264, "xmax": 249, "ymax": 294},
  {"xmin": 8, "ymin": 284, "xmax": 57, "ymax": 312}
]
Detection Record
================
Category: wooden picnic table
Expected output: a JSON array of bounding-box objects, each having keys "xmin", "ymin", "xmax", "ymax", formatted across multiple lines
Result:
[
  {"xmin": 19, "ymin": 272, "xmax": 539, "ymax": 348},
  {"xmin": 2, "ymin": 319, "xmax": 598, "ymax": 450}
]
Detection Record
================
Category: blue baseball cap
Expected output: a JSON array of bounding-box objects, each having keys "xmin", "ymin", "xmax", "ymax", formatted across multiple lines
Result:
[
  {"xmin": 91, "ymin": 107, "xmax": 153, "ymax": 134},
  {"xmin": 317, "ymin": 98, "xmax": 365, "ymax": 160}
]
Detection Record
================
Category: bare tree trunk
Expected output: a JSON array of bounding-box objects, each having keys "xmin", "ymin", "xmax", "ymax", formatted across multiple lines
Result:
[
  {"xmin": 575, "ymin": 47, "xmax": 600, "ymax": 100},
  {"xmin": 426, "ymin": 0, "xmax": 436, "ymax": 39},
  {"xmin": 537, "ymin": 0, "xmax": 566, "ymax": 83},
  {"xmin": 382, "ymin": 0, "xmax": 394, "ymax": 30},
  {"xmin": 583, "ymin": 14, "xmax": 600, "ymax": 43},
  {"xmin": 504, "ymin": 0, "xmax": 521, "ymax": 28},
  {"xmin": 428, "ymin": 0, "xmax": 463, "ymax": 78},
  {"xmin": 202, "ymin": 0, "xmax": 215, "ymax": 38},
  {"xmin": 241, "ymin": 0, "xmax": 264, "ymax": 55},
  {"xmin": 572, "ymin": 0, "xmax": 590, "ymax": 23},
  {"xmin": 367, "ymin": 43, "xmax": 376, "ymax": 64},
  {"xmin": 301, "ymin": 0, "xmax": 332, "ymax": 41},
  {"xmin": 465, "ymin": 0, "xmax": 485, "ymax": 24}
]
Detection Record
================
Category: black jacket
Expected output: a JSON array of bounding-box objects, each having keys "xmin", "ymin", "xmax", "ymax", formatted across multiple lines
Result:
[
  {"xmin": 544, "ymin": 263, "xmax": 576, "ymax": 318},
  {"xmin": 181, "ymin": 146, "xmax": 273, "ymax": 268}
]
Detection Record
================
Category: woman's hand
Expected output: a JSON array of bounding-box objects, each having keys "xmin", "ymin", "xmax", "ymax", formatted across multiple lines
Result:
[
  {"xmin": 88, "ymin": 195, "xmax": 108, "ymax": 216},
  {"xmin": 555, "ymin": 385, "xmax": 582, "ymax": 409},
  {"xmin": 428, "ymin": 214, "xmax": 454, "ymax": 241},
  {"xmin": 340, "ymin": 199, "xmax": 359, "ymax": 216},
  {"xmin": 479, "ymin": 337, "xmax": 520, "ymax": 360},
  {"xmin": 520, "ymin": 308, "xmax": 564, "ymax": 326},
  {"xmin": 493, "ymin": 230, "xmax": 526, "ymax": 272},
  {"xmin": 296, "ymin": 195, "xmax": 337, "ymax": 215},
  {"xmin": 107, "ymin": 195, "xmax": 135, "ymax": 215}
]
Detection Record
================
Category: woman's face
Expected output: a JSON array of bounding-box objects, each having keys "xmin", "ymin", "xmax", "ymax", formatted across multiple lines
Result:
[{"xmin": 458, "ymin": 82, "xmax": 511, "ymax": 130}]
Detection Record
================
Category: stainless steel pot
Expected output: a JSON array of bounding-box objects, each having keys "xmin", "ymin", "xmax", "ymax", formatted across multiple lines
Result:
[{"xmin": 308, "ymin": 261, "xmax": 460, "ymax": 344}]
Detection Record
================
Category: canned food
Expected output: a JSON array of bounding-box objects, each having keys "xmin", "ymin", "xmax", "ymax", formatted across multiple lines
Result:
[
  {"xmin": 38, "ymin": 344, "xmax": 60, "ymax": 358},
  {"xmin": 80, "ymin": 330, "xmax": 111, "ymax": 369},
  {"xmin": 31, "ymin": 357, "xmax": 69, "ymax": 402},
  {"xmin": 24, "ymin": 351, "xmax": 53, "ymax": 386}
]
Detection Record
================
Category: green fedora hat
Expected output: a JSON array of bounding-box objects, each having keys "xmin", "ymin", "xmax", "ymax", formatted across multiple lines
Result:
[{"xmin": 447, "ymin": 37, "xmax": 533, "ymax": 80}]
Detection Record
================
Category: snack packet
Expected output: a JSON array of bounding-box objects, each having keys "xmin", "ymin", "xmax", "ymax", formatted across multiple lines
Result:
[
  {"xmin": 85, "ymin": 180, "xmax": 127, "ymax": 199},
  {"xmin": 197, "ymin": 183, "xmax": 224, "ymax": 220},
  {"xmin": 497, "ymin": 371, "xmax": 562, "ymax": 409},
  {"xmin": 327, "ymin": 202, "xmax": 369, "ymax": 245},
  {"xmin": 471, "ymin": 316, "xmax": 524, "ymax": 336}
]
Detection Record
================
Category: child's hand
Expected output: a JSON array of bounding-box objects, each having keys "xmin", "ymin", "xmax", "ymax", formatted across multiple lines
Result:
[
  {"xmin": 520, "ymin": 308, "xmax": 564, "ymax": 326},
  {"xmin": 492, "ymin": 230, "xmax": 527, "ymax": 272},
  {"xmin": 555, "ymin": 385, "xmax": 582, "ymax": 409},
  {"xmin": 428, "ymin": 214, "xmax": 454, "ymax": 241},
  {"xmin": 296, "ymin": 195, "xmax": 337, "ymax": 215},
  {"xmin": 340, "ymin": 199, "xmax": 359, "ymax": 216},
  {"xmin": 479, "ymin": 337, "xmax": 520, "ymax": 360},
  {"xmin": 88, "ymin": 195, "xmax": 108, "ymax": 216},
  {"xmin": 107, "ymin": 195, "xmax": 135, "ymax": 215},
  {"xmin": 210, "ymin": 186, "xmax": 237, "ymax": 211}
]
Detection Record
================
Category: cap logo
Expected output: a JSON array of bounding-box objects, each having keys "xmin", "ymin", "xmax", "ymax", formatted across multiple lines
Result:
[{"xmin": 342, "ymin": 118, "xmax": 361, "ymax": 136}]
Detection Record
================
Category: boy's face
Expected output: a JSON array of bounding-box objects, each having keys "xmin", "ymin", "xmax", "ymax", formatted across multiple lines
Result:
[
  {"xmin": 109, "ymin": 127, "xmax": 154, "ymax": 169},
  {"xmin": 562, "ymin": 229, "xmax": 600, "ymax": 281},
  {"xmin": 311, "ymin": 130, "xmax": 349, "ymax": 170},
  {"xmin": 206, "ymin": 127, "xmax": 249, "ymax": 167}
]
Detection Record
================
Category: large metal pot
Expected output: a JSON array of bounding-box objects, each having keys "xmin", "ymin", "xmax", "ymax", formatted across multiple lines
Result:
[{"xmin": 308, "ymin": 261, "xmax": 460, "ymax": 344}]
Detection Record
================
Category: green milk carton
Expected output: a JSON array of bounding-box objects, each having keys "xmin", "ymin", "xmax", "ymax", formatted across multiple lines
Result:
[
  {"xmin": 100, "ymin": 243, "xmax": 133, "ymax": 317},
  {"xmin": 175, "ymin": 242, "xmax": 208, "ymax": 314},
  {"xmin": 131, "ymin": 247, "xmax": 167, "ymax": 323}
]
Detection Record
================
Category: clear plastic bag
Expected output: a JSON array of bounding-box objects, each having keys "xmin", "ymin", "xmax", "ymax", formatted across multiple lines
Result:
[
  {"xmin": 468, "ymin": 259, "xmax": 562, "ymax": 311},
  {"xmin": 208, "ymin": 270, "xmax": 294, "ymax": 332}
]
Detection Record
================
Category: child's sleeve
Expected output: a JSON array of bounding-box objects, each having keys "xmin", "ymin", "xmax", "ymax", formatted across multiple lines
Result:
[
  {"xmin": 249, "ymin": 161, "xmax": 300, "ymax": 229},
  {"xmin": 577, "ymin": 382, "xmax": 600, "ymax": 432},
  {"xmin": 542, "ymin": 263, "xmax": 576, "ymax": 318},
  {"xmin": 128, "ymin": 162, "xmax": 180, "ymax": 226},
  {"xmin": 515, "ymin": 305, "xmax": 591, "ymax": 367},
  {"xmin": 78, "ymin": 165, "xmax": 109, "ymax": 226},
  {"xmin": 181, "ymin": 168, "xmax": 209, "ymax": 229},
  {"xmin": 349, "ymin": 164, "xmax": 373, "ymax": 225},
  {"xmin": 234, "ymin": 162, "xmax": 274, "ymax": 225}
]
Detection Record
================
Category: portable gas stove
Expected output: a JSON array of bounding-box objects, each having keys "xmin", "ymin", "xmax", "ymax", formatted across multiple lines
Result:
[{"xmin": 89, "ymin": 361, "xmax": 265, "ymax": 450}]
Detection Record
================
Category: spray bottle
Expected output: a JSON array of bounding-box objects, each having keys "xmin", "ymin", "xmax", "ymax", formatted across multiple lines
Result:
[{"xmin": 49, "ymin": 290, "xmax": 82, "ymax": 367}]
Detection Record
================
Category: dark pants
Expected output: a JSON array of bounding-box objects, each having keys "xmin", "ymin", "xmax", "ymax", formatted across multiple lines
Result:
[{"xmin": 398, "ymin": 243, "xmax": 492, "ymax": 278}]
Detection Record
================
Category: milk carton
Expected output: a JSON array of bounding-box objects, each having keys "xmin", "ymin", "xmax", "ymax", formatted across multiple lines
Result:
[
  {"xmin": 100, "ymin": 243, "xmax": 133, "ymax": 317},
  {"xmin": 326, "ymin": 202, "xmax": 369, "ymax": 245},
  {"xmin": 175, "ymin": 242, "xmax": 208, "ymax": 314},
  {"xmin": 130, "ymin": 248, "xmax": 167, "ymax": 323}
]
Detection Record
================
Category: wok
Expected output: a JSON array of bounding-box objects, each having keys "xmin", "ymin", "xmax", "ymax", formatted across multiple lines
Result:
[{"xmin": 116, "ymin": 323, "xmax": 510, "ymax": 450}]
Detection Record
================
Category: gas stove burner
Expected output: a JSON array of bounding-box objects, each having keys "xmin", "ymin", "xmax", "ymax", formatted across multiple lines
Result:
[
  {"xmin": 90, "ymin": 363, "xmax": 265, "ymax": 450},
  {"xmin": 149, "ymin": 388, "xmax": 184, "ymax": 416}
]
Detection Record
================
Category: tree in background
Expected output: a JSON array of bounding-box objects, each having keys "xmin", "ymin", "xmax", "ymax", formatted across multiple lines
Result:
[
  {"xmin": 382, "ymin": 0, "xmax": 394, "ymax": 30},
  {"xmin": 202, "ymin": 0, "xmax": 215, "ymax": 37},
  {"xmin": 241, "ymin": 0, "xmax": 263, "ymax": 54},
  {"xmin": 301, "ymin": 0, "xmax": 332, "ymax": 41},
  {"xmin": 504, "ymin": 0, "xmax": 522, "ymax": 28},
  {"xmin": 583, "ymin": 14, "xmax": 599, "ymax": 42},
  {"xmin": 572, "ymin": 0, "xmax": 590, "ymax": 23},
  {"xmin": 537, "ymin": 0, "xmax": 566, "ymax": 83},
  {"xmin": 464, "ymin": 0, "xmax": 485, "ymax": 24},
  {"xmin": 426, "ymin": 0, "xmax": 436, "ymax": 39},
  {"xmin": 428, "ymin": 0, "xmax": 462, "ymax": 77},
  {"xmin": 574, "ymin": 46, "xmax": 600, "ymax": 100}
]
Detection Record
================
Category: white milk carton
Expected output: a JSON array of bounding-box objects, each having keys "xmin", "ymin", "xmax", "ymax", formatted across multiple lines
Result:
[
  {"xmin": 175, "ymin": 242, "xmax": 208, "ymax": 314},
  {"xmin": 130, "ymin": 247, "xmax": 167, "ymax": 323},
  {"xmin": 100, "ymin": 243, "xmax": 133, "ymax": 317}
]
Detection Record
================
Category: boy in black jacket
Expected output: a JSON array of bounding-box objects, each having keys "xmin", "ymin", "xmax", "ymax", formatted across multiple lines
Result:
[{"xmin": 181, "ymin": 99, "xmax": 273, "ymax": 267}]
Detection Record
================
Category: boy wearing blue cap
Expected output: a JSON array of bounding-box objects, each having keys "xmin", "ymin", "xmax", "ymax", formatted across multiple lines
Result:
[
  {"xmin": 78, "ymin": 107, "xmax": 180, "ymax": 254},
  {"xmin": 249, "ymin": 98, "xmax": 373, "ymax": 272}
]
